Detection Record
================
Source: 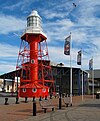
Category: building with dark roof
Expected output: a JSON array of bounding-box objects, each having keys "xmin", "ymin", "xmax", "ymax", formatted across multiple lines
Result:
[{"xmin": 0, "ymin": 65, "xmax": 88, "ymax": 95}]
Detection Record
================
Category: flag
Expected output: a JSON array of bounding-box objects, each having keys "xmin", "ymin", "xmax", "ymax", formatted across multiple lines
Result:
[
  {"xmin": 77, "ymin": 50, "xmax": 82, "ymax": 65},
  {"xmin": 64, "ymin": 35, "xmax": 71, "ymax": 55},
  {"xmin": 89, "ymin": 59, "xmax": 93, "ymax": 70}
]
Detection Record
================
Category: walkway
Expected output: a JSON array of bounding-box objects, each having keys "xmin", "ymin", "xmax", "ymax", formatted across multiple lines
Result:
[
  {"xmin": 20, "ymin": 99, "xmax": 100, "ymax": 121},
  {"xmin": 0, "ymin": 96, "xmax": 100, "ymax": 121}
]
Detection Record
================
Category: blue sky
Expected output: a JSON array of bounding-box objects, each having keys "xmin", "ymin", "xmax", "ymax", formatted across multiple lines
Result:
[{"xmin": 0, "ymin": 0, "xmax": 100, "ymax": 74}]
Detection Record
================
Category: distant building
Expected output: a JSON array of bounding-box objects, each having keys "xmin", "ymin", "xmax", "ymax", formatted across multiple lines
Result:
[
  {"xmin": 56, "ymin": 63, "xmax": 64, "ymax": 67},
  {"xmin": 0, "ymin": 71, "xmax": 20, "ymax": 92},
  {"xmin": 0, "ymin": 79, "xmax": 3, "ymax": 91},
  {"xmin": 4, "ymin": 79, "xmax": 14, "ymax": 92},
  {"xmin": 87, "ymin": 69, "xmax": 100, "ymax": 94},
  {"xmin": 0, "ymin": 66, "xmax": 88, "ymax": 95},
  {"xmin": 52, "ymin": 66, "xmax": 88, "ymax": 95}
]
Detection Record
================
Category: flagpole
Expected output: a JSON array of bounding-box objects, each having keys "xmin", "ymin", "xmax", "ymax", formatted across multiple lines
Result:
[
  {"xmin": 92, "ymin": 56, "xmax": 94, "ymax": 99},
  {"xmin": 70, "ymin": 32, "xmax": 72, "ymax": 106},
  {"xmin": 81, "ymin": 49, "xmax": 83, "ymax": 101}
]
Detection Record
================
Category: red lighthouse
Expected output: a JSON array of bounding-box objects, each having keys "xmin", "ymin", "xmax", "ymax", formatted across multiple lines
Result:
[{"xmin": 16, "ymin": 10, "xmax": 54, "ymax": 98}]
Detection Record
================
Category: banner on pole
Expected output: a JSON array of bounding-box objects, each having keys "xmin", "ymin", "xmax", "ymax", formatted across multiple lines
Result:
[
  {"xmin": 64, "ymin": 35, "xmax": 71, "ymax": 55},
  {"xmin": 77, "ymin": 50, "xmax": 81, "ymax": 65},
  {"xmin": 89, "ymin": 59, "xmax": 93, "ymax": 70}
]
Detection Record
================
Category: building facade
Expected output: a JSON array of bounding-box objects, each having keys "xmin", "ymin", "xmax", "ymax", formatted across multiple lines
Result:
[
  {"xmin": 0, "ymin": 66, "xmax": 88, "ymax": 95},
  {"xmin": 87, "ymin": 69, "xmax": 100, "ymax": 94},
  {"xmin": 52, "ymin": 66, "xmax": 88, "ymax": 96}
]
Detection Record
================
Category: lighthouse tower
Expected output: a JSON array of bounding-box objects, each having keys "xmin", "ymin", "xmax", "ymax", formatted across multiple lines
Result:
[{"xmin": 16, "ymin": 10, "xmax": 54, "ymax": 98}]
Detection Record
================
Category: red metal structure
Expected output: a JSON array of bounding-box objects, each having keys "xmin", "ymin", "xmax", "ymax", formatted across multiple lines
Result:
[{"xmin": 16, "ymin": 10, "xmax": 54, "ymax": 98}]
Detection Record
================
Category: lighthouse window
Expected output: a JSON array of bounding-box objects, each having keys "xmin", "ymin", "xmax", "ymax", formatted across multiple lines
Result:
[
  {"xmin": 31, "ymin": 59, "xmax": 34, "ymax": 64},
  {"xmin": 38, "ymin": 18, "xmax": 41, "ymax": 28},
  {"xmin": 30, "ymin": 17, "xmax": 32, "ymax": 21},
  {"xmin": 22, "ymin": 88, "xmax": 26, "ymax": 92},
  {"xmin": 42, "ymin": 88, "xmax": 46, "ymax": 93},
  {"xmin": 27, "ymin": 18, "xmax": 29, "ymax": 22},
  {"xmin": 27, "ymin": 16, "xmax": 39, "ymax": 27},
  {"xmin": 38, "ymin": 18, "xmax": 41, "ymax": 23},
  {"xmin": 33, "ymin": 23, "xmax": 37, "ymax": 27},
  {"xmin": 33, "ymin": 16, "xmax": 37, "ymax": 21},
  {"xmin": 30, "ymin": 23, "xmax": 33, "ymax": 26},
  {"xmin": 32, "ymin": 88, "xmax": 37, "ymax": 93},
  {"xmin": 30, "ymin": 20, "xmax": 32, "ymax": 24},
  {"xmin": 27, "ymin": 22, "xmax": 28, "ymax": 25}
]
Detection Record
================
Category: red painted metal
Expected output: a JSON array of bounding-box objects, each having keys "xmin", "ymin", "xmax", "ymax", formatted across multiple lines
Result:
[
  {"xmin": 29, "ymin": 35, "xmax": 38, "ymax": 82},
  {"xmin": 16, "ymin": 33, "xmax": 54, "ymax": 98}
]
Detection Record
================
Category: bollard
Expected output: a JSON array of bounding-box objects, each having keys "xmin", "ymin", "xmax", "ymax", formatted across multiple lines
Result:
[
  {"xmin": 5, "ymin": 98, "xmax": 9, "ymax": 105},
  {"xmin": 96, "ymin": 94, "xmax": 99, "ymax": 99},
  {"xmin": 33, "ymin": 97, "xmax": 36, "ymax": 116},
  {"xmin": 70, "ymin": 103, "xmax": 72, "ymax": 106},
  {"xmin": 50, "ymin": 94, "xmax": 52, "ymax": 99},
  {"xmin": 25, "ymin": 97, "xmax": 28, "ymax": 103},
  {"xmin": 59, "ymin": 97, "xmax": 61, "ymax": 109},
  {"xmin": 45, "ymin": 96, "xmax": 47, "ymax": 100},
  {"xmin": 32, "ymin": 97, "xmax": 35, "ymax": 102},
  {"xmin": 39, "ymin": 96, "xmax": 42, "ymax": 101},
  {"xmin": 15, "ymin": 97, "xmax": 19, "ymax": 104}
]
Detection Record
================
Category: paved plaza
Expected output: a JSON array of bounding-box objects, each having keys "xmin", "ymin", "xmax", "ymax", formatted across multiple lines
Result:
[
  {"xmin": 0, "ymin": 96, "xmax": 100, "ymax": 121},
  {"xmin": 19, "ymin": 99, "xmax": 100, "ymax": 121}
]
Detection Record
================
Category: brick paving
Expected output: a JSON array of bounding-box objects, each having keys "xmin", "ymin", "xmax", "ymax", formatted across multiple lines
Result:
[{"xmin": 0, "ymin": 95, "xmax": 100, "ymax": 121}]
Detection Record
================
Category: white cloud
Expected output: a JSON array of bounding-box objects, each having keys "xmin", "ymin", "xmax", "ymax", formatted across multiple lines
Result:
[
  {"xmin": 4, "ymin": 2, "xmax": 22, "ymax": 10},
  {"xmin": 48, "ymin": 46, "xmax": 79, "ymax": 68},
  {"xmin": 0, "ymin": 43, "xmax": 19, "ymax": 74},
  {"xmin": 3, "ymin": 0, "xmax": 39, "ymax": 11},
  {"xmin": 92, "ymin": 37, "xmax": 100, "ymax": 49},
  {"xmin": 0, "ymin": 63, "xmax": 15, "ymax": 74},
  {"xmin": 3, "ymin": 0, "xmax": 25, "ymax": 10},
  {"xmin": 43, "ymin": 11, "xmax": 67, "ymax": 19},
  {"xmin": 0, "ymin": 14, "xmax": 26, "ymax": 34},
  {"xmin": 0, "ymin": 43, "xmax": 19, "ymax": 57},
  {"xmin": 43, "ymin": 19, "xmax": 74, "ymax": 43},
  {"xmin": 72, "ymin": 30, "xmax": 87, "ymax": 43}
]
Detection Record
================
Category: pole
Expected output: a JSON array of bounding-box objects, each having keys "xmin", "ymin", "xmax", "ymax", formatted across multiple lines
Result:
[
  {"xmin": 70, "ymin": 65, "xmax": 72, "ymax": 106},
  {"xmin": 17, "ymin": 74, "xmax": 18, "ymax": 98},
  {"xmin": 81, "ymin": 49, "xmax": 83, "ymax": 101},
  {"xmin": 33, "ymin": 97, "xmax": 36, "ymax": 116},
  {"xmin": 59, "ymin": 70, "xmax": 62, "ymax": 109},
  {"xmin": 70, "ymin": 32, "xmax": 72, "ymax": 106},
  {"xmin": 81, "ymin": 68, "xmax": 83, "ymax": 101},
  {"xmin": 92, "ymin": 57, "xmax": 94, "ymax": 99},
  {"xmin": 16, "ymin": 71, "xmax": 19, "ymax": 104}
]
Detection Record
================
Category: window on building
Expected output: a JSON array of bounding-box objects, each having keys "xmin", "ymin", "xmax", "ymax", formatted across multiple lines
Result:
[
  {"xmin": 42, "ymin": 88, "xmax": 46, "ymax": 93},
  {"xmin": 22, "ymin": 88, "xmax": 26, "ymax": 92},
  {"xmin": 32, "ymin": 88, "xmax": 37, "ymax": 93}
]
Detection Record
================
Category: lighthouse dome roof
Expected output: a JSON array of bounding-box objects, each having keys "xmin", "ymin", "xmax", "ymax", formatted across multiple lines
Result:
[{"xmin": 28, "ymin": 10, "xmax": 40, "ymax": 18}]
